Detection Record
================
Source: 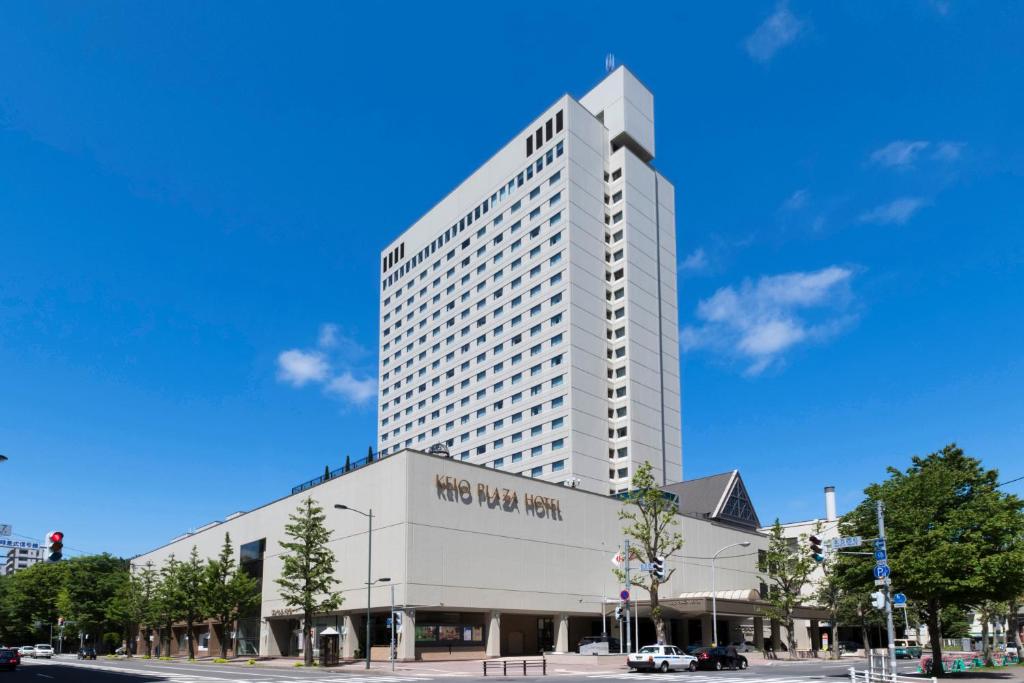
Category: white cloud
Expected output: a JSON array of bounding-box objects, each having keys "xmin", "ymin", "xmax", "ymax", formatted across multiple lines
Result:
[
  {"xmin": 276, "ymin": 349, "xmax": 329, "ymax": 387},
  {"xmin": 870, "ymin": 140, "xmax": 930, "ymax": 168},
  {"xmin": 325, "ymin": 372, "xmax": 377, "ymax": 404},
  {"xmin": 932, "ymin": 141, "xmax": 964, "ymax": 161},
  {"xmin": 317, "ymin": 323, "xmax": 339, "ymax": 349},
  {"xmin": 781, "ymin": 189, "xmax": 809, "ymax": 211},
  {"xmin": 745, "ymin": 2, "xmax": 804, "ymax": 62},
  {"xmin": 682, "ymin": 266, "xmax": 856, "ymax": 376},
  {"xmin": 679, "ymin": 248, "xmax": 708, "ymax": 273},
  {"xmin": 859, "ymin": 197, "xmax": 928, "ymax": 225},
  {"xmin": 275, "ymin": 325, "xmax": 376, "ymax": 407}
]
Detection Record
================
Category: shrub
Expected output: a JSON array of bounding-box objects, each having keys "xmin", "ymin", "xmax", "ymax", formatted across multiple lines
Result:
[
  {"xmin": 213, "ymin": 657, "xmax": 228, "ymax": 663},
  {"xmin": 247, "ymin": 659, "xmax": 256, "ymax": 666}
]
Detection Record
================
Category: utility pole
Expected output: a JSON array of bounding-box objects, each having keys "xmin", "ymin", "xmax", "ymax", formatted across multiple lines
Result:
[
  {"xmin": 623, "ymin": 539, "xmax": 632, "ymax": 655},
  {"xmin": 876, "ymin": 501, "xmax": 897, "ymax": 675}
]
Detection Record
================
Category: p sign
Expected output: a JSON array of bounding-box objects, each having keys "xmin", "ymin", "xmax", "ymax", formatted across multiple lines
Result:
[{"xmin": 873, "ymin": 565, "xmax": 891, "ymax": 579}]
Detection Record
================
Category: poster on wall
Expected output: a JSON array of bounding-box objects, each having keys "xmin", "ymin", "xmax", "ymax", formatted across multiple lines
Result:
[
  {"xmin": 439, "ymin": 626, "xmax": 461, "ymax": 641},
  {"xmin": 415, "ymin": 626, "xmax": 437, "ymax": 642}
]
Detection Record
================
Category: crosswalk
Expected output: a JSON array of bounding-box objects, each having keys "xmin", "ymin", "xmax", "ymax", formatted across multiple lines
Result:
[
  {"xmin": 23, "ymin": 659, "xmax": 441, "ymax": 683},
  {"xmin": 589, "ymin": 674, "xmax": 823, "ymax": 683}
]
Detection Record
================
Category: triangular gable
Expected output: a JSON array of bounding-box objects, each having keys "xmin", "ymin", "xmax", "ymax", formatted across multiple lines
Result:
[{"xmin": 714, "ymin": 472, "xmax": 762, "ymax": 528}]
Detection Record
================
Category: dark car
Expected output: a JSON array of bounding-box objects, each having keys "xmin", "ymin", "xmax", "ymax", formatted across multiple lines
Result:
[
  {"xmin": 0, "ymin": 648, "xmax": 20, "ymax": 671},
  {"xmin": 838, "ymin": 640, "xmax": 861, "ymax": 653},
  {"xmin": 691, "ymin": 646, "xmax": 748, "ymax": 671},
  {"xmin": 578, "ymin": 635, "xmax": 620, "ymax": 653},
  {"xmin": 78, "ymin": 646, "xmax": 97, "ymax": 660}
]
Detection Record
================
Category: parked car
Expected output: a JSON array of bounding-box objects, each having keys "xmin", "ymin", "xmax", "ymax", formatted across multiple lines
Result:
[
  {"xmin": 894, "ymin": 639, "xmax": 922, "ymax": 659},
  {"xmin": 691, "ymin": 646, "xmax": 749, "ymax": 671},
  {"xmin": 0, "ymin": 648, "xmax": 20, "ymax": 671},
  {"xmin": 33, "ymin": 644, "xmax": 54, "ymax": 659},
  {"xmin": 730, "ymin": 641, "xmax": 757, "ymax": 653},
  {"xmin": 1004, "ymin": 642, "xmax": 1018, "ymax": 657},
  {"xmin": 627, "ymin": 645, "xmax": 697, "ymax": 672},
  {"xmin": 578, "ymin": 635, "xmax": 620, "ymax": 654},
  {"xmin": 838, "ymin": 640, "xmax": 861, "ymax": 653},
  {"xmin": 17, "ymin": 646, "xmax": 35, "ymax": 657},
  {"xmin": 78, "ymin": 646, "xmax": 97, "ymax": 660}
]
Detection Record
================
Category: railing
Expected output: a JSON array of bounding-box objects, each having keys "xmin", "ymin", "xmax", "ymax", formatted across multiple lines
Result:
[
  {"xmin": 483, "ymin": 659, "xmax": 547, "ymax": 676},
  {"xmin": 291, "ymin": 452, "xmax": 382, "ymax": 495},
  {"xmin": 850, "ymin": 667, "xmax": 935, "ymax": 683}
]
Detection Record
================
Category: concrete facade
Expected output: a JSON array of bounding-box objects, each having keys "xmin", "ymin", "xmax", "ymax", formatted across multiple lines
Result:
[
  {"xmin": 376, "ymin": 67, "xmax": 681, "ymax": 495},
  {"xmin": 133, "ymin": 449, "xmax": 772, "ymax": 660}
]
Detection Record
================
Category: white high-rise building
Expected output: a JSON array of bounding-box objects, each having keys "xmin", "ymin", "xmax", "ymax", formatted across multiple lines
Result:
[{"xmin": 377, "ymin": 67, "xmax": 681, "ymax": 494}]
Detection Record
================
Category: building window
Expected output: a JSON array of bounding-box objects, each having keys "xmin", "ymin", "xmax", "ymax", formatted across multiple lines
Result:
[{"xmin": 552, "ymin": 459, "xmax": 565, "ymax": 471}]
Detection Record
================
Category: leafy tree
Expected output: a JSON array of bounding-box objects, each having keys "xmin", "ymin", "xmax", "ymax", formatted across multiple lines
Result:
[
  {"xmin": 759, "ymin": 520, "xmax": 817, "ymax": 657},
  {"xmin": 153, "ymin": 555, "xmax": 183, "ymax": 657},
  {"xmin": 975, "ymin": 601, "xmax": 1008, "ymax": 664},
  {"xmin": 108, "ymin": 562, "xmax": 159, "ymax": 658},
  {"xmin": 814, "ymin": 556, "xmax": 843, "ymax": 659},
  {"xmin": 175, "ymin": 547, "xmax": 207, "ymax": 659},
  {"xmin": 614, "ymin": 461, "xmax": 683, "ymax": 645},
  {"xmin": 939, "ymin": 604, "xmax": 971, "ymax": 639},
  {"xmin": 203, "ymin": 533, "xmax": 260, "ymax": 659},
  {"xmin": 58, "ymin": 554, "xmax": 127, "ymax": 651},
  {"xmin": 0, "ymin": 561, "xmax": 66, "ymax": 643},
  {"xmin": 841, "ymin": 444, "xmax": 1024, "ymax": 676},
  {"xmin": 275, "ymin": 497, "xmax": 342, "ymax": 666}
]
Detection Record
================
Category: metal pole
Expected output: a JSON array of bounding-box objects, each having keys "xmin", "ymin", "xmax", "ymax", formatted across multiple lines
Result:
[
  {"xmin": 876, "ymin": 501, "xmax": 897, "ymax": 676},
  {"xmin": 634, "ymin": 594, "xmax": 639, "ymax": 652},
  {"xmin": 390, "ymin": 583, "xmax": 395, "ymax": 672},
  {"xmin": 366, "ymin": 509, "xmax": 373, "ymax": 670},
  {"xmin": 623, "ymin": 539, "xmax": 632, "ymax": 655},
  {"xmin": 602, "ymin": 601, "xmax": 607, "ymax": 638},
  {"xmin": 712, "ymin": 553, "xmax": 718, "ymax": 647}
]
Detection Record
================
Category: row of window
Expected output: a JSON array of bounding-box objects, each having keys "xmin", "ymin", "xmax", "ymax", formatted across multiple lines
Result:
[{"xmin": 381, "ymin": 139, "xmax": 564, "ymax": 289}]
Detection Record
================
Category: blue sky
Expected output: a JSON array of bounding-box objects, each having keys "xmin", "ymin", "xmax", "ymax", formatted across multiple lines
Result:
[{"xmin": 1, "ymin": 2, "xmax": 1022, "ymax": 558}]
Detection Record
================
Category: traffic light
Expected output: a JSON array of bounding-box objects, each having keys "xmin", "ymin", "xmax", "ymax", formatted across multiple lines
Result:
[
  {"xmin": 808, "ymin": 535, "xmax": 824, "ymax": 563},
  {"xmin": 46, "ymin": 531, "xmax": 64, "ymax": 562},
  {"xmin": 614, "ymin": 604, "xmax": 624, "ymax": 621},
  {"xmin": 652, "ymin": 556, "xmax": 667, "ymax": 581},
  {"xmin": 870, "ymin": 590, "xmax": 885, "ymax": 609}
]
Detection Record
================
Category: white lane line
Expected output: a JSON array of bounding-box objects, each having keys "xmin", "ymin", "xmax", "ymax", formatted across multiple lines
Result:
[{"xmin": 35, "ymin": 675, "xmax": 55, "ymax": 680}]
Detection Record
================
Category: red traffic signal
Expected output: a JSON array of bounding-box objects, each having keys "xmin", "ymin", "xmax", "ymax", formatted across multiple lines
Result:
[{"xmin": 46, "ymin": 530, "xmax": 64, "ymax": 562}]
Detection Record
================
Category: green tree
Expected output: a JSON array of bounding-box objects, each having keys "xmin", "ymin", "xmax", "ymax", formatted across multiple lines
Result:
[
  {"xmin": 175, "ymin": 547, "xmax": 207, "ymax": 659},
  {"xmin": 814, "ymin": 556, "xmax": 843, "ymax": 659},
  {"xmin": 614, "ymin": 461, "xmax": 683, "ymax": 645},
  {"xmin": 203, "ymin": 533, "xmax": 260, "ymax": 659},
  {"xmin": 0, "ymin": 561, "xmax": 67, "ymax": 644},
  {"xmin": 153, "ymin": 555, "xmax": 183, "ymax": 657},
  {"xmin": 759, "ymin": 520, "xmax": 817, "ymax": 658},
  {"xmin": 275, "ymin": 497, "xmax": 342, "ymax": 666},
  {"xmin": 58, "ymin": 554, "xmax": 127, "ymax": 652},
  {"xmin": 841, "ymin": 444, "xmax": 1024, "ymax": 676}
]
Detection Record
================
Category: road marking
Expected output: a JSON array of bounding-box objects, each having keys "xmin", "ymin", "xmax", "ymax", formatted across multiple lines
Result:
[{"xmin": 35, "ymin": 675, "xmax": 54, "ymax": 679}]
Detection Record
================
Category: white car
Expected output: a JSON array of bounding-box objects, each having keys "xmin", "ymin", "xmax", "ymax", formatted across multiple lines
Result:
[
  {"xmin": 627, "ymin": 644, "xmax": 697, "ymax": 672},
  {"xmin": 17, "ymin": 646, "xmax": 34, "ymax": 657},
  {"xmin": 33, "ymin": 644, "xmax": 53, "ymax": 658}
]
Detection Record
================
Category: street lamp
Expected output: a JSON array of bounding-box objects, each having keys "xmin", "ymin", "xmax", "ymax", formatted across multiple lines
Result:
[
  {"xmin": 335, "ymin": 504, "xmax": 374, "ymax": 669},
  {"xmin": 711, "ymin": 541, "xmax": 751, "ymax": 647},
  {"xmin": 0, "ymin": 455, "xmax": 7, "ymax": 462}
]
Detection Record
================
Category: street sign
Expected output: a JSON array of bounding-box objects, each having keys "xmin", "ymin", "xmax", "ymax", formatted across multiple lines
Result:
[
  {"xmin": 873, "ymin": 565, "xmax": 891, "ymax": 579},
  {"xmin": 827, "ymin": 536, "xmax": 862, "ymax": 549},
  {"xmin": 892, "ymin": 593, "xmax": 907, "ymax": 606},
  {"xmin": 0, "ymin": 524, "xmax": 11, "ymax": 537},
  {"xmin": 873, "ymin": 538, "xmax": 886, "ymax": 550},
  {"xmin": 875, "ymin": 549, "xmax": 888, "ymax": 562},
  {"xmin": 874, "ymin": 578, "xmax": 886, "ymax": 586},
  {"xmin": 639, "ymin": 562, "xmax": 655, "ymax": 571},
  {"xmin": 620, "ymin": 589, "xmax": 630, "ymax": 601},
  {"xmin": 0, "ymin": 539, "xmax": 39, "ymax": 549}
]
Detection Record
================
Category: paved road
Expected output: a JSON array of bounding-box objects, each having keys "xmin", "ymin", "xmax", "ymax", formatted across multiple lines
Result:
[{"xmin": 12, "ymin": 657, "xmax": 926, "ymax": 683}]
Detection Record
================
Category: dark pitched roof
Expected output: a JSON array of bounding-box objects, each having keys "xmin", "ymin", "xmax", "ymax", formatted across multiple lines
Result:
[{"xmin": 661, "ymin": 470, "xmax": 762, "ymax": 529}]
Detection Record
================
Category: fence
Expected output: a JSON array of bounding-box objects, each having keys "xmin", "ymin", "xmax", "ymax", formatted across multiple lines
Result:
[
  {"xmin": 291, "ymin": 453, "xmax": 381, "ymax": 494},
  {"xmin": 483, "ymin": 659, "xmax": 547, "ymax": 676},
  {"xmin": 850, "ymin": 667, "xmax": 936, "ymax": 683}
]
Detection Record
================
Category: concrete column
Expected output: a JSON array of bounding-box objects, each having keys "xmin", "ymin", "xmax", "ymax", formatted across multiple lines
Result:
[
  {"xmin": 555, "ymin": 613, "xmax": 569, "ymax": 653},
  {"xmin": 664, "ymin": 619, "xmax": 674, "ymax": 646},
  {"xmin": 700, "ymin": 613, "xmax": 713, "ymax": 646},
  {"xmin": 486, "ymin": 612, "xmax": 502, "ymax": 658},
  {"xmin": 794, "ymin": 618, "xmax": 812, "ymax": 650},
  {"xmin": 397, "ymin": 610, "xmax": 416, "ymax": 661},
  {"xmin": 753, "ymin": 616, "xmax": 764, "ymax": 650},
  {"xmin": 342, "ymin": 614, "xmax": 358, "ymax": 660},
  {"xmin": 810, "ymin": 619, "xmax": 821, "ymax": 653}
]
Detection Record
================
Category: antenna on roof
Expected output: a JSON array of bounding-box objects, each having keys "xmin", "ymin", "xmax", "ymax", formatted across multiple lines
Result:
[{"xmin": 605, "ymin": 53, "xmax": 615, "ymax": 73}]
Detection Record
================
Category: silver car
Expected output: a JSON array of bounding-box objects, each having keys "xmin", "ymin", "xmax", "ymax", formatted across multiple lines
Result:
[{"xmin": 33, "ymin": 644, "xmax": 53, "ymax": 658}]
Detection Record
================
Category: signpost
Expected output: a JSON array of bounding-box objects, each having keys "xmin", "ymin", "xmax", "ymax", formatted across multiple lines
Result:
[
  {"xmin": 0, "ymin": 524, "xmax": 11, "ymax": 537},
  {"xmin": 873, "ymin": 564, "xmax": 891, "ymax": 579},
  {"xmin": 875, "ymin": 504, "xmax": 897, "ymax": 675},
  {"xmin": 892, "ymin": 593, "xmax": 907, "ymax": 606},
  {"xmin": 0, "ymin": 539, "xmax": 39, "ymax": 549},
  {"xmin": 639, "ymin": 562, "xmax": 655, "ymax": 571},
  {"xmin": 620, "ymin": 589, "xmax": 630, "ymax": 601},
  {"xmin": 827, "ymin": 536, "xmax": 863, "ymax": 550},
  {"xmin": 874, "ymin": 549, "xmax": 888, "ymax": 562}
]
